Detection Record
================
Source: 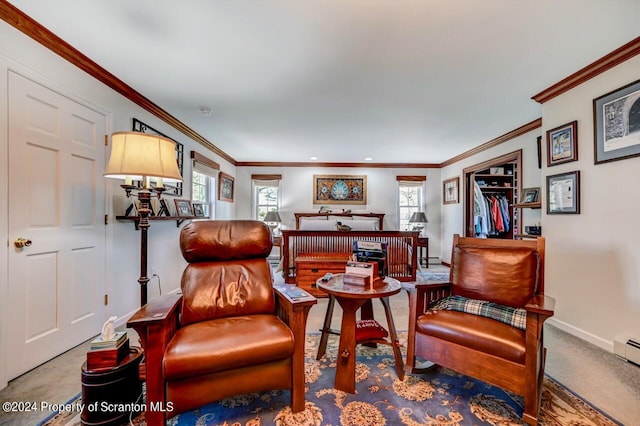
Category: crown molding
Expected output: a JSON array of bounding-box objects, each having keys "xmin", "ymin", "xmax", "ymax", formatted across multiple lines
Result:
[
  {"xmin": 440, "ymin": 118, "xmax": 541, "ymax": 168},
  {"xmin": 0, "ymin": 1, "xmax": 237, "ymax": 166},
  {"xmin": 236, "ymin": 161, "xmax": 440, "ymax": 168},
  {"xmin": 532, "ymin": 36, "xmax": 640, "ymax": 104}
]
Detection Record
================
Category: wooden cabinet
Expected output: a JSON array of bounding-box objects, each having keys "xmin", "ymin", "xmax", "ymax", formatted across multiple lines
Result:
[
  {"xmin": 295, "ymin": 253, "xmax": 351, "ymax": 297},
  {"xmin": 464, "ymin": 150, "xmax": 521, "ymax": 239}
]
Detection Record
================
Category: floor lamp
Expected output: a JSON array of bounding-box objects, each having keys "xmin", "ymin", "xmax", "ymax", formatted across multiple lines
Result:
[{"xmin": 104, "ymin": 131, "xmax": 182, "ymax": 306}]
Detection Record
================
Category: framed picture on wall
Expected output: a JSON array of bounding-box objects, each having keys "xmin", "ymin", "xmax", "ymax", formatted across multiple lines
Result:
[
  {"xmin": 593, "ymin": 78, "xmax": 640, "ymax": 164},
  {"xmin": 547, "ymin": 120, "xmax": 578, "ymax": 167},
  {"xmin": 443, "ymin": 177, "xmax": 459, "ymax": 204},
  {"xmin": 313, "ymin": 174, "xmax": 367, "ymax": 205},
  {"xmin": 218, "ymin": 172, "xmax": 235, "ymax": 202},
  {"xmin": 546, "ymin": 170, "xmax": 580, "ymax": 214}
]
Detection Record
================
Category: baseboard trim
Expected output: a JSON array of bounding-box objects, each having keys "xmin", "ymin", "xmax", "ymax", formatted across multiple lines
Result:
[{"xmin": 547, "ymin": 318, "xmax": 614, "ymax": 353}]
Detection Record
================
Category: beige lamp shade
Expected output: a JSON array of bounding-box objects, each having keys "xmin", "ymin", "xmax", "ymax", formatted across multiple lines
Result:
[{"xmin": 104, "ymin": 131, "xmax": 182, "ymax": 181}]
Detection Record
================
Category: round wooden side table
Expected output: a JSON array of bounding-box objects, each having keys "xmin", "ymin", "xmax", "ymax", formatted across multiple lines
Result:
[{"xmin": 316, "ymin": 274, "xmax": 403, "ymax": 393}]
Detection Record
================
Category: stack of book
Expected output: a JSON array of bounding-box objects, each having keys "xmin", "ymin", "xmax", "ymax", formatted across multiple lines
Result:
[{"xmin": 86, "ymin": 331, "xmax": 130, "ymax": 371}]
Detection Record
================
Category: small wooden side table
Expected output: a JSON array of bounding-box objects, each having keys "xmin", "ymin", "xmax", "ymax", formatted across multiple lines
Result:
[
  {"xmin": 316, "ymin": 274, "xmax": 403, "ymax": 393},
  {"xmin": 417, "ymin": 237, "xmax": 429, "ymax": 268}
]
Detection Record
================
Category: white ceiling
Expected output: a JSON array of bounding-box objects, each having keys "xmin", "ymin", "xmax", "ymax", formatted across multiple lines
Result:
[{"xmin": 8, "ymin": 0, "xmax": 640, "ymax": 164}]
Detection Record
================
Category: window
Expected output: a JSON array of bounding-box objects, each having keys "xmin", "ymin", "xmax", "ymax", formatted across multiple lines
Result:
[
  {"xmin": 252, "ymin": 175, "xmax": 281, "ymax": 221},
  {"xmin": 191, "ymin": 151, "xmax": 220, "ymax": 218},
  {"xmin": 398, "ymin": 179, "xmax": 425, "ymax": 231}
]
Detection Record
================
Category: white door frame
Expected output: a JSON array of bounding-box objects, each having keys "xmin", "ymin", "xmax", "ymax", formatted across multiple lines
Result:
[{"xmin": 0, "ymin": 58, "xmax": 113, "ymax": 389}]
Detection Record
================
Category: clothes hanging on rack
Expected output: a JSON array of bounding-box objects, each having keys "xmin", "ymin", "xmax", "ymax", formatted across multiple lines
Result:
[
  {"xmin": 473, "ymin": 181, "xmax": 488, "ymax": 238},
  {"xmin": 474, "ymin": 184, "xmax": 511, "ymax": 237}
]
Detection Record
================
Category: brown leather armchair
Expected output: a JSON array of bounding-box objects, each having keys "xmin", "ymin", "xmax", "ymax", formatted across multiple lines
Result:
[
  {"xmin": 406, "ymin": 235, "xmax": 554, "ymax": 425},
  {"xmin": 127, "ymin": 220, "xmax": 316, "ymax": 425}
]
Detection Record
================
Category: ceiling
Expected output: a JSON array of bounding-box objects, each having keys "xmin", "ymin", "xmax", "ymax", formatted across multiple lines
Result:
[{"xmin": 7, "ymin": 0, "xmax": 640, "ymax": 164}]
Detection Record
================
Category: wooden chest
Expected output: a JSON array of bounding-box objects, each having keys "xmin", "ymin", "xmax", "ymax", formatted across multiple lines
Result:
[{"xmin": 295, "ymin": 252, "xmax": 351, "ymax": 297}]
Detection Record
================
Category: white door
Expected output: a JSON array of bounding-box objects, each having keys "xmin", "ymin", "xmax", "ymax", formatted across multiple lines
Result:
[{"xmin": 6, "ymin": 71, "xmax": 107, "ymax": 379}]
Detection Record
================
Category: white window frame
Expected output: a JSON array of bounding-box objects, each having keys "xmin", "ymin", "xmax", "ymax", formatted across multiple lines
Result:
[
  {"xmin": 397, "ymin": 181, "xmax": 425, "ymax": 231},
  {"xmin": 191, "ymin": 155, "xmax": 219, "ymax": 219},
  {"xmin": 252, "ymin": 178, "xmax": 281, "ymax": 221}
]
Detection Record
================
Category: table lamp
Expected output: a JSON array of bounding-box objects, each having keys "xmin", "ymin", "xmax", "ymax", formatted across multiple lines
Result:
[
  {"xmin": 409, "ymin": 212, "xmax": 428, "ymax": 236},
  {"xmin": 264, "ymin": 211, "xmax": 282, "ymax": 235},
  {"xmin": 104, "ymin": 131, "xmax": 182, "ymax": 306}
]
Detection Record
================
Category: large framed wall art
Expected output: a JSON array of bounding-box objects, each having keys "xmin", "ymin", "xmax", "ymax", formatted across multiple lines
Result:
[
  {"xmin": 313, "ymin": 175, "xmax": 367, "ymax": 204},
  {"xmin": 593, "ymin": 78, "xmax": 640, "ymax": 164}
]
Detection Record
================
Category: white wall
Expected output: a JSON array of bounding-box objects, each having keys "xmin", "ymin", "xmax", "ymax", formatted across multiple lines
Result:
[
  {"xmin": 236, "ymin": 166, "xmax": 443, "ymax": 260},
  {"xmin": 540, "ymin": 55, "xmax": 640, "ymax": 350},
  {"xmin": 440, "ymin": 129, "xmax": 542, "ymax": 262},
  {"xmin": 0, "ymin": 21, "xmax": 236, "ymax": 388}
]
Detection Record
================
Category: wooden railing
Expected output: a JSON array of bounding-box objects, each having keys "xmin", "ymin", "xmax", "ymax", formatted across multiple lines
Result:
[{"xmin": 281, "ymin": 230, "xmax": 419, "ymax": 283}]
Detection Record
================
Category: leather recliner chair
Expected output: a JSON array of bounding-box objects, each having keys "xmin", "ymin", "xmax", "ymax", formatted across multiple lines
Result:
[
  {"xmin": 128, "ymin": 220, "xmax": 316, "ymax": 425},
  {"xmin": 405, "ymin": 234, "xmax": 554, "ymax": 425}
]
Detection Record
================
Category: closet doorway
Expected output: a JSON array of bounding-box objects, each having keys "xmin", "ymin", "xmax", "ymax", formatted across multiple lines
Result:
[{"xmin": 463, "ymin": 150, "xmax": 522, "ymax": 239}]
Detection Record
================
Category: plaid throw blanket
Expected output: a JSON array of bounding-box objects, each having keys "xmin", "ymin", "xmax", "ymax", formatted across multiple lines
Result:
[{"xmin": 430, "ymin": 295, "xmax": 527, "ymax": 330}]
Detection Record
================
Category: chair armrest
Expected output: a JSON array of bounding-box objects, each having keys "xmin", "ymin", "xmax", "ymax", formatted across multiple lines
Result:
[
  {"xmin": 525, "ymin": 294, "xmax": 555, "ymax": 318},
  {"xmin": 127, "ymin": 293, "xmax": 181, "ymax": 385},
  {"xmin": 274, "ymin": 284, "xmax": 316, "ymax": 408},
  {"xmin": 127, "ymin": 293, "xmax": 182, "ymax": 329},
  {"xmin": 274, "ymin": 285, "xmax": 317, "ymax": 333}
]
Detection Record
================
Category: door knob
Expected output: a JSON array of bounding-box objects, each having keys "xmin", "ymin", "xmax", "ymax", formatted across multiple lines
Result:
[{"xmin": 14, "ymin": 238, "xmax": 32, "ymax": 248}]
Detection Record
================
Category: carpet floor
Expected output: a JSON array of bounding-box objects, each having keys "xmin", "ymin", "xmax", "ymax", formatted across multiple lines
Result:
[{"xmin": 41, "ymin": 334, "xmax": 620, "ymax": 426}]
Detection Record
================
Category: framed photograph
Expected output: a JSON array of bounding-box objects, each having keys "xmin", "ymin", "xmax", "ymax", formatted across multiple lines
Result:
[
  {"xmin": 443, "ymin": 177, "xmax": 459, "ymax": 205},
  {"xmin": 519, "ymin": 187, "xmax": 540, "ymax": 204},
  {"xmin": 218, "ymin": 172, "xmax": 235, "ymax": 202},
  {"xmin": 132, "ymin": 118, "xmax": 184, "ymax": 196},
  {"xmin": 547, "ymin": 171, "xmax": 580, "ymax": 214},
  {"xmin": 593, "ymin": 79, "xmax": 640, "ymax": 164},
  {"xmin": 547, "ymin": 120, "xmax": 578, "ymax": 167},
  {"xmin": 174, "ymin": 199, "xmax": 193, "ymax": 217},
  {"xmin": 313, "ymin": 175, "xmax": 366, "ymax": 205},
  {"xmin": 192, "ymin": 202, "xmax": 206, "ymax": 217}
]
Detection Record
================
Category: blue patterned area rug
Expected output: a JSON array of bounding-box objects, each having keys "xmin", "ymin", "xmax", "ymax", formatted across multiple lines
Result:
[
  {"xmin": 418, "ymin": 268, "xmax": 450, "ymax": 282},
  {"xmin": 41, "ymin": 333, "xmax": 620, "ymax": 426},
  {"xmin": 166, "ymin": 334, "xmax": 619, "ymax": 426}
]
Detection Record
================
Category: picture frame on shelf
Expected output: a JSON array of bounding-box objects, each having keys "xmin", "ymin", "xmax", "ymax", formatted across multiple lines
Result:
[
  {"xmin": 218, "ymin": 172, "xmax": 235, "ymax": 202},
  {"xmin": 192, "ymin": 202, "xmax": 206, "ymax": 217},
  {"xmin": 593, "ymin": 78, "xmax": 640, "ymax": 164},
  {"xmin": 547, "ymin": 120, "xmax": 578, "ymax": 167},
  {"xmin": 546, "ymin": 170, "xmax": 580, "ymax": 214},
  {"xmin": 174, "ymin": 199, "xmax": 193, "ymax": 217},
  {"xmin": 157, "ymin": 199, "xmax": 171, "ymax": 216},
  {"xmin": 519, "ymin": 187, "xmax": 540, "ymax": 204},
  {"xmin": 443, "ymin": 177, "xmax": 459, "ymax": 204}
]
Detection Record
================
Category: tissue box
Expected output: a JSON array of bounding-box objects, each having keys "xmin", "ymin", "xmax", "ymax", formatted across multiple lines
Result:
[{"xmin": 86, "ymin": 338, "xmax": 130, "ymax": 371}]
